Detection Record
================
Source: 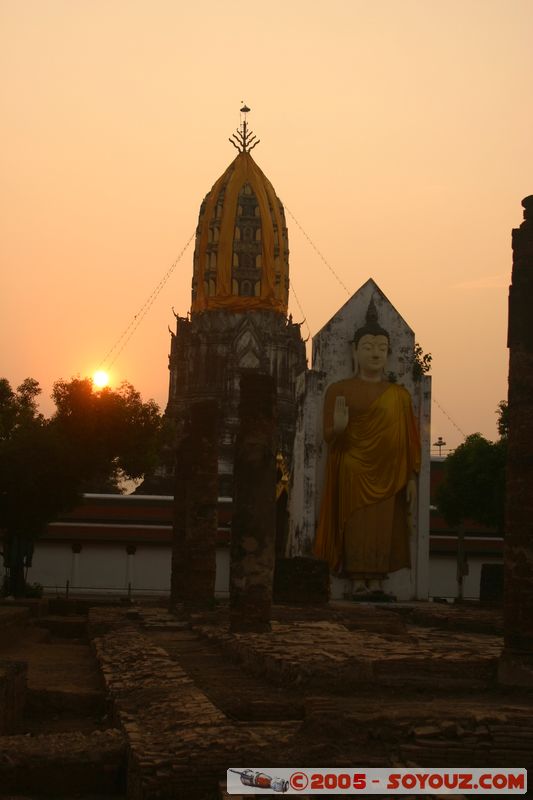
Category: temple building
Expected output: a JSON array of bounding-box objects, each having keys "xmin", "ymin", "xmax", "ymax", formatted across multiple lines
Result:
[
  {"xmin": 288, "ymin": 279, "xmax": 432, "ymax": 601},
  {"xmin": 166, "ymin": 109, "xmax": 306, "ymax": 496}
]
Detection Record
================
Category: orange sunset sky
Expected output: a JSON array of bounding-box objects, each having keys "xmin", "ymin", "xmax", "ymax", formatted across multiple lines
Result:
[{"xmin": 1, "ymin": 0, "xmax": 532, "ymax": 453}]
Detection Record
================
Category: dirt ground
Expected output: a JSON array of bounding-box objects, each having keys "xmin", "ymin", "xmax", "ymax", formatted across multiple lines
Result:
[{"xmin": 0, "ymin": 614, "xmax": 106, "ymax": 736}]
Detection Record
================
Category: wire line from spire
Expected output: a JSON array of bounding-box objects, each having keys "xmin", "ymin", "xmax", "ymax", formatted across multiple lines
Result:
[
  {"xmin": 288, "ymin": 280, "xmax": 311, "ymax": 341},
  {"xmin": 283, "ymin": 202, "xmax": 352, "ymax": 296},
  {"xmin": 98, "ymin": 231, "xmax": 195, "ymax": 371},
  {"xmin": 283, "ymin": 200, "xmax": 468, "ymax": 441},
  {"xmin": 432, "ymin": 397, "xmax": 467, "ymax": 439}
]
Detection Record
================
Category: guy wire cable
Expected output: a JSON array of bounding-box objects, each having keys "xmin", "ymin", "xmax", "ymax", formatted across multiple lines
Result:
[
  {"xmin": 98, "ymin": 231, "xmax": 195, "ymax": 370},
  {"xmin": 284, "ymin": 199, "xmax": 468, "ymax": 442}
]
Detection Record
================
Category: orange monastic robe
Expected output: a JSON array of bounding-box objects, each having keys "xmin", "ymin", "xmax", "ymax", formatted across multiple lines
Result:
[{"xmin": 314, "ymin": 378, "xmax": 421, "ymax": 577}]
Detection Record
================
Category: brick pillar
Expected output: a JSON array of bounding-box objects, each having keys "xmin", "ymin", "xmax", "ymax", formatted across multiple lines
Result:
[
  {"xmin": 499, "ymin": 195, "xmax": 533, "ymax": 686},
  {"xmin": 170, "ymin": 400, "xmax": 218, "ymax": 612},
  {"xmin": 170, "ymin": 426, "xmax": 189, "ymax": 608},
  {"xmin": 230, "ymin": 374, "xmax": 277, "ymax": 632}
]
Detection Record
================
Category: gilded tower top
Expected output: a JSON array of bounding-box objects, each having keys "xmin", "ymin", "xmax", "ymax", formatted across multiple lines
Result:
[{"xmin": 191, "ymin": 107, "xmax": 289, "ymax": 315}]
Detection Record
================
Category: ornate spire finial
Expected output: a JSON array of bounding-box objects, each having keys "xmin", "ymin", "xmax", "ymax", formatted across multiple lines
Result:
[
  {"xmin": 353, "ymin": 296, "xmax": 390, "ymax": 346},
  {"xmin": 229, "ymin": 103, "xmax": 260, "ymax": 154},
  {"xmin": 366, "ymin": 296, "xmax": 379, "ymax": 326}
]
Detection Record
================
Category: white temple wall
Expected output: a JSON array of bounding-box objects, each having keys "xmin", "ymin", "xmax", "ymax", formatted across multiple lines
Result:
[
  {"xmin": 429, "ymin": 555, "xmax": 503, "ymax": 600},
  {"xmin": 288, "ymin": 279, "xmax": 431, "ymax": 601},
  {"xmin": 27, "ymin": 543, "xmax": 231, "ymax": 598},
  {"xmin": 26, "ymin": 544, "xmax": 72, "ymax": 594},
  {"xmin": 25, "ymin": 538, "xmax": 497, "ymax": 601}
]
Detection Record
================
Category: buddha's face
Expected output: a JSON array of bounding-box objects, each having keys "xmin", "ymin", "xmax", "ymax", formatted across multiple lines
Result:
[{"xmin": 355, "ymin": 334, "xmax": 389, "ymax": 380}]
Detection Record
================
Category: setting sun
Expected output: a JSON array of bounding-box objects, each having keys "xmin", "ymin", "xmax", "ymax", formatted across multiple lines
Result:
[{"xmin": 92, "ymin": 370, "xmax": 110, "ymax": 389}]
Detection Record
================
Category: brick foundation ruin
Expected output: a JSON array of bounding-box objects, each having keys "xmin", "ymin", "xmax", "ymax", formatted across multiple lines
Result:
[{"xmin": 2, "ymin": 599, "xmax": 532, "ymax": 800}]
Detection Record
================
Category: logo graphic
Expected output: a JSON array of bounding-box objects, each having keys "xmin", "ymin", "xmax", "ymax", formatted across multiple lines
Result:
[{"xmin": 229, "ymin": 769, "xmax": 289, "ymax": 793}]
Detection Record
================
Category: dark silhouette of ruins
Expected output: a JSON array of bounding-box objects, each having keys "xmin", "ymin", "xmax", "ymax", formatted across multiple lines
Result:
[{"xmin": 500, "ymin": 194, "xmax": 533, "ymax": 686}]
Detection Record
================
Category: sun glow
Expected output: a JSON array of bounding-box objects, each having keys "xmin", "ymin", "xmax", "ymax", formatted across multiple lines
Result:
[{"xmin": 92, "ymin": 370, "xmax": 110, "ymax": 389}]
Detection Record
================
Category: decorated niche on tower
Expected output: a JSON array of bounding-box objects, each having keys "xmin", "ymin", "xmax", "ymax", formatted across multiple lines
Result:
[
  {"xmin": 166, "ymin": 107, "xmax": 306, "ymax": 498},
  {"xmin": 288, "ymin": 279, "xmax": 431, "ymax": 602}
]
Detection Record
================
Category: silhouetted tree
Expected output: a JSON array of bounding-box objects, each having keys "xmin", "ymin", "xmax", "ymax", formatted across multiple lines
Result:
[
  {"xmin": 0, "ymin": 377, "xmax": 162, "ymax": 596},
  {"xmin": 412, "ymin": 342, "xmax": 432, "ymax": 381},
  {"xmin": 436, "ymin": 404, "xmax": 507, "ymax": 535},
  {"xmin": 496, "ymin": 400, "xmax": 509, "ymax": 439}
]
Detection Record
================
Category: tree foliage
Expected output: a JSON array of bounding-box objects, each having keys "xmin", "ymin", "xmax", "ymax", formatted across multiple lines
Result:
[
  {"xmin": 412, "ymin": 343, "xmax": 432, "ymax": 382},
  {"xmin": 51, "ymin": 378, "xmax": 162, "ymax": 491},
  {"xmin": 496, "ymin": 400, "xmax": 508, "ymax": 439},
  {"xmin": 0, "ymin": 377, "xmax": 162, "ymax": 595},
  {"xmin": 436, "ymin": 404, "xmax": 507, "ymax": 533}
]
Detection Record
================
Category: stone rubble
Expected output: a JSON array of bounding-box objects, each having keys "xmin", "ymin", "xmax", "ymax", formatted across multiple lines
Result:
[
  {"xmin": 0, "ymin": 729, "xmax": 125, "ymax": 795},
  {"xmin": 0, "ymin": 660, "xmax": 27, "ymax": 734},
  {"xmin": 92, "ymin": 614, "xmax": 284, "ymax": 799},
  {"xmin": 87, "ymin": 605, "xmax": 533, "ymax": 799},
  {"xmin": 195, "ymin": 619, "xmax": 501, "ymax": 690}
]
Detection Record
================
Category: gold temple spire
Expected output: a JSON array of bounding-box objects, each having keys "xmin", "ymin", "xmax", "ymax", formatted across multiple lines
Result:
[
  {"xmin": 191, "ymin": 121, "xmax": 289, "ymax": 315},
  {"xmin": 229, "ymin": 103, "xmax": 260, "ymax": 154}
]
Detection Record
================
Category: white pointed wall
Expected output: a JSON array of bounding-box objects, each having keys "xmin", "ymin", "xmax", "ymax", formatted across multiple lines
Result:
[{"xmin": 288, "ymin": 279, "xmax": 431, "ymax": 601}]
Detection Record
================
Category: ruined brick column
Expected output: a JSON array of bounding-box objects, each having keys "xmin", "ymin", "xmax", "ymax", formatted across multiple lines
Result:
[
  {"xmin": 499, "ymin": 195, "xmax": 533, "ymax": 686},
  {"xmin": 169, "ymin": 431, "xmax": 189, "ymax": 608},
  {"xmin": 170, "ymin": 400, "xmax": 218, "ymax": 612},
  {"xmin": 230, "ymin": 374, "xmax": 277, "ymax": 632}
]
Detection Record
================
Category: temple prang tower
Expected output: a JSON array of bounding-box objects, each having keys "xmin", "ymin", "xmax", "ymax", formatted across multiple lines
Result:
[
  {"xmin": 166, "ymin": 108, "xmax": 306, "ymax": 496},
  {"xmin": 500, "ymin": 194, "xmax": 533, "ymax": 686}
]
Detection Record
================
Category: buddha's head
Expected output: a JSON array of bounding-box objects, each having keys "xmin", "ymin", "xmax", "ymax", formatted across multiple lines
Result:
[{"xmin": 352, "ymin": 298, "xmax": 390, "ymax": 381}]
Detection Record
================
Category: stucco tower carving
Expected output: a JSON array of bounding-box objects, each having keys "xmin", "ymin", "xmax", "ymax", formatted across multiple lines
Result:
[{"xmin": 167, "ymin": 109, "xmax": 306, "ymax": 495}]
